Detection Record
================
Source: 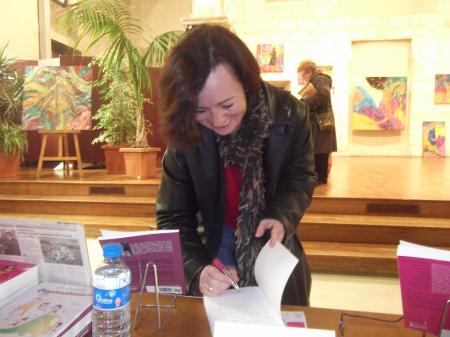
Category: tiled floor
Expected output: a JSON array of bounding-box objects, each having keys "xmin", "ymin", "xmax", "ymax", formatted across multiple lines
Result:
[{"xmin": 86, "ymin": 238, "xmax": 403, "ymax": 315}]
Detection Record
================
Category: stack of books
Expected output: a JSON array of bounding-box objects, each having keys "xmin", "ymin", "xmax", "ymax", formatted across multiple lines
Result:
[{"xmin": 0, "ymin": 260, "xmax": 38, "ymax": 305}]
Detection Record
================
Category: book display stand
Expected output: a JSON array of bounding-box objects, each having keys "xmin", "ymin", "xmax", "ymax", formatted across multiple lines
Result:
[
  {"xmin": 439, "ymin": 299, "xmax": 450, "ymax": 337},
  {"xmin": 133, "ymin": 261, "xmax": 178, "ymax": 331}
]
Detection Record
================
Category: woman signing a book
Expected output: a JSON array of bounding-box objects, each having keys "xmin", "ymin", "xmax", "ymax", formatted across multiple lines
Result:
[{"xmin": 156, "ymin": 24, "xmax": 317, "ymax": 306}]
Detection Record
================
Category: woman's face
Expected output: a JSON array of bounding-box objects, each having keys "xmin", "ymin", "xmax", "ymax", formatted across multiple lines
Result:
[
  {"xmin": 196, "ymin": 63, "xmax": 247, "ymax": 136},
  {"xmin": 298, "ymin": 70, "xmax": 311, "ymax": 85}
]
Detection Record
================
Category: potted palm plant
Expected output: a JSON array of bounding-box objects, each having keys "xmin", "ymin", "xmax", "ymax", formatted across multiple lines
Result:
[
  {"xmin": 91, "ymin": 60, "xmax": 139, "ymax": 174},
  {"xmin": 0, "ymin": 44, "xmax": 27, "ymax": 178},
  {"xmin": 61, "ymin": 0, "xmax": 181, "ymax": 178}
]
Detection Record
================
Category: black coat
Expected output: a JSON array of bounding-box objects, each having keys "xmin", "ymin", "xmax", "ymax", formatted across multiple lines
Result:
[
  {"xmin": 156, "ymin": 83, "xmax": 317, "ymax": 305},
  {"xmin": 302, "ymin": 72, "xmax": 337, "ymax": 154}
]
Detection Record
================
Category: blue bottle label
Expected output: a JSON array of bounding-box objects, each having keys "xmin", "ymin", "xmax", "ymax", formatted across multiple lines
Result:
[{"xmin": 93, "ymin": 284, "xmax": 131, "ymax": 310}]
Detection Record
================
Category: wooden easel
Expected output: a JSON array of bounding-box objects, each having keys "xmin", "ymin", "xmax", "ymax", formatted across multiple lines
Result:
[{"xmin": 37, "ymin": 130, "xmax": 83, "ymax": 176}]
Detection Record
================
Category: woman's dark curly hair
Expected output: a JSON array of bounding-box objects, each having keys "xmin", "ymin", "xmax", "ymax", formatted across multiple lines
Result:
[{"xmin": 159, "ymin": 24, "xmax": 262, "ymax": 148}]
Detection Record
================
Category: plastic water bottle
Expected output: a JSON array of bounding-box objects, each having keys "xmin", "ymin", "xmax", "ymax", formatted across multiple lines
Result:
[{"xmin": 93, "ymin": 243, "xmax": 131, "ymax": 337}]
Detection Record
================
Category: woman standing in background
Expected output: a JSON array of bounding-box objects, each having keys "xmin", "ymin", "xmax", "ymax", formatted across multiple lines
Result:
[{"xmin": 298, "ymin": 60, "xmax": 337, "ymax": 184}]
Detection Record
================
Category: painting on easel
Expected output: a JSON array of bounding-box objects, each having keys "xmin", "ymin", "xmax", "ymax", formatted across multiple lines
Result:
[{"xmin": 22, "ymin": 66, "xmax": 92, "ymax": 130}]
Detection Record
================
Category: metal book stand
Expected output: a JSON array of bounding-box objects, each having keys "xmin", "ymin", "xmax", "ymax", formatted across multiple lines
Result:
[
  {"xmin": 133, "ymin": 261, "xmax": 178, "ymax": 331},
  {"xmin": 439, "ymin": 299, "xmax": 450, "ymax": 337}
]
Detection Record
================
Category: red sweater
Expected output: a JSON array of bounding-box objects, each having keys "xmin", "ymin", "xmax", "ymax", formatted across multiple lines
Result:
[{"xmin": 223, "ymin": 165, "xmax": 242, "ymax": 229}]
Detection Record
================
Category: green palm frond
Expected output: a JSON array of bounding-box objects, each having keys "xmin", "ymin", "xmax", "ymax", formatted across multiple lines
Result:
[
  {"xmin": 0, "ymin": 44, "xmax": 23, "ymax": 124},
  {"xmin": 142, "ymin": 31, "xmax": 182, "ymax": 67},
  {"xmin": 60, "ymin": 0, "xmax": 183, "ymax": 148},
  {"xmin": 0, "ymin": 44, "xmax": 27, "ymax": 156}
]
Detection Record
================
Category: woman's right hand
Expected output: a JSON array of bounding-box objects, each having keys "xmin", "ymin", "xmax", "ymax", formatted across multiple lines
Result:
[{"xmin": 199, "ymin": 264, "xmax": 238, "ymax": 297}]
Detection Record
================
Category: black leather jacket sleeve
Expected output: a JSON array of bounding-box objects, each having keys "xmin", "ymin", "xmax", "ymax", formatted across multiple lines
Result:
[
  {"xmin": 262, "ymin": 94, "xmax": 317, "ymax": 242},
  {"xmin": 156, "ymin": 149, "xmax": 210, "ymax": 295}
]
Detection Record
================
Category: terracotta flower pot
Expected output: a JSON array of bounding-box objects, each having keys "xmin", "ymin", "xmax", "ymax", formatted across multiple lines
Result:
[
  {"xmin": 119, "ymin": 147, "xmax": 160, "ymax": 179},
  {"xmin": 101, "ymin": 145, "xmax": 126, "ymax": 174},
  {"xmin": 0, "ymin": 153, "xmax": 20, "ymax": 178}
]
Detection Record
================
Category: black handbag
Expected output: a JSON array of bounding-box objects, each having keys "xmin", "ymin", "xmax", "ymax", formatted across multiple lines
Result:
[{"xmin": 316, "ymin": 111, "xmax": 334, "ymax": 131}]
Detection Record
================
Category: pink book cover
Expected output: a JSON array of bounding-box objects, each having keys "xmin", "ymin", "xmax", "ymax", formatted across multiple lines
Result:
[
  {"xmin": 99, "ymin": 230, "xmax": 185, "ymax": 295},
  {"xmin": 398, "ymin": 250, "xmax": 450, "ymax": 336},
  {"xmin": 0, "ymin": 260, "xmax": 36, "ymax": 284}
]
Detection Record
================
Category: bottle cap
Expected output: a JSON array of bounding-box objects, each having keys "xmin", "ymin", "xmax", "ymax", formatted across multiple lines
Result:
[{"xmin": 103, "ymin": 243, "xmax": 123, "ymax": 259}]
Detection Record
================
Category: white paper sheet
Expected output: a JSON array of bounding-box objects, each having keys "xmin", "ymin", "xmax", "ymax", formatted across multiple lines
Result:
[
  {"xmin": 203, "ymin": 241, "xmax": 300, "ymax": 335},
  {"xmin": 213, "ymin": 321, "xmax": 335, "ymax": 337},
  {"xmin": 204, "ymin": 286, "xmax": 283, "ymax": 332},
  {"xmin": 255, "ymin": 240, "xmax": 299, "ymax": 310},
  {"xmin": 398, "ymin": 240, "xmax": 450, "ymax": 261}
]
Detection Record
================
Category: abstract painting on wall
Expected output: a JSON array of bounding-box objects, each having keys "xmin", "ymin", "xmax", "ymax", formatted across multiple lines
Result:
[
  {"xmin": 22, "ymin": 66, "xmax": 93, "ymax": 130},
  {"xmin": 423, "ymin": 121, "xmax": 445, "ymax": 157},
  {"xmin": 319, "ymin": 65, "xmax": 333, "ymax": 78},
  {"xmin": 352, "ymin": 76, "xmax": 407, "ymax": 131},
  {"xmin": 256, "ymin": 44, "xmax": 284, "ymax": 73},
  {"xmin": 434, "ymin": 74, "xmax": 450, "ymax": 104}
]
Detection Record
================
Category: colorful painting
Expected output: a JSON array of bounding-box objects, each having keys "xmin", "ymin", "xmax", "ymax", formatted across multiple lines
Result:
[
  {"xmin": 256, "ymin": 44, "xmax": 284, "ymax": 73},
  {"xmin": 352, "ymin": 76, "xmax": 407, "ymax": 131},
  {"xmin": 22, "ymin": 66, "xmax": 92, "ymax": 130},
  {"xmin": 434, "ymin": 74, "xmax": 450, "ymax": 104},
  {"xmin": 423, "ymin": 121, "xmax": 445, "ymax": 157},
  {"xmin": 319, "ymin": 65, "xmax": 333, "ymax": 78}
]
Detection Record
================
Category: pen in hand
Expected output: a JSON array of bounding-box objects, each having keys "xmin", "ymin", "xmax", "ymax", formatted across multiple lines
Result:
[{"xmin": 212, "ymin": 258, "xmax": 240, "ymax": 291}]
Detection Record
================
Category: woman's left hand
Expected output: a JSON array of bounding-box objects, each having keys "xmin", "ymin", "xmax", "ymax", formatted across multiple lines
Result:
[{"xmin": 255, "ymin": 218, "xmax": 285, "ymax": 247}]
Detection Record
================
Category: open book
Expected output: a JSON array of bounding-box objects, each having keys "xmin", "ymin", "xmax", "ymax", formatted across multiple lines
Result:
[
  {"xmin": 0, "ymin": 218, "xmax": 92, "ymax": 337},
  {"xmin": 98, "ymin": 229, "xmax": 185, "ymax": 295},
  {"xmin": 203, "ymin": 241, "xmax": 334, "ymax": 337},
  {"xmin": 397, "ymin": 241, "xmax": 450, "ymax": 336}
]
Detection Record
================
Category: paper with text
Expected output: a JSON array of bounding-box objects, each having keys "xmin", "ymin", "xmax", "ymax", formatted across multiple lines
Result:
[
  {"xmin": 204, "ymin": 241, "xmax": 299, "ymax": 334},
  {"xmin": 0, "ymin": 218, "xmax": 91, "ymax": 287}
]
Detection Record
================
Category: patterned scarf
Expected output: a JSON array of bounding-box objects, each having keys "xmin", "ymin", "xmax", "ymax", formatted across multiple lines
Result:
[{"xmin": 216, "ymin": 88, "xmax": 272, "ymax": 286}]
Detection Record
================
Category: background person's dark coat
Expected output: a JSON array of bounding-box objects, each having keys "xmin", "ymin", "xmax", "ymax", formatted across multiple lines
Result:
[{"xmin": 302, "ymin": 72, "xmax": 338, "ymax": 154}]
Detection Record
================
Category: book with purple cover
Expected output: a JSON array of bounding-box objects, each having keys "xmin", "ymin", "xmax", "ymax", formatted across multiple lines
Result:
[
  {"xmin": 98, "ymin": 230, "xmax": 185, "ymax": 295},
  {"xmin": 0, "ymin": 260, "xmax": 38, "ymax": 305},
  {"xmin": 397, "ymin": 241, "xmax": 450, "ymax": 336}
]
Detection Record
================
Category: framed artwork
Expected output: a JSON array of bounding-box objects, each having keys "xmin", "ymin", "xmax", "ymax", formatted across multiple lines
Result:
[
  {"xmin": 319, "ymin": 65, "xmax": 333, "ymax": 78},
  {"xmin": 256, "ymin": 44, "xmax": 284, "ymax": 73},
  {"xmin": 423, "ymin": 121, "xmax": 445, "ymax": 157},
  {"xmin": 352, "ymin": 76, "xmax": 407, "ymax": 131},
  {"xmin": 22, "ymin": 66, "xmax": 93, "ymax": 131},
  {"xmin": 434, "ymin": 74, "xmax": 450, "ymax": 104}
]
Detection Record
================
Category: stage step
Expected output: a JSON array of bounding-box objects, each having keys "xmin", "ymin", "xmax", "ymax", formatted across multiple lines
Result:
[
  {"xmin": 303, "ymin": 241, "xmax": 398, "ymax": 275},
  {"xmin": 0, "ymin": 180, "xmax": 159, "ymax": 197},
  {"xmin": 0, "ymin": 213, "xmax": 156, "ymax": 238},
  {"xmin": 308, "ymin": 197, "xmax": 450, "ymax": 218},
  {"xmin": 0, "ymin": 194, "xmax": 156, "ymax": 217},
  {"xmin": 299, "ymin": 213, "xmax": 450, "ymax": 246}
]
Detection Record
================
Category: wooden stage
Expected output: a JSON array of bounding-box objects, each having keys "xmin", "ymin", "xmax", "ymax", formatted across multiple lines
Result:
[{"xmin": 0, "ymin": 156, "xmax": 449, "ymax": 276}]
